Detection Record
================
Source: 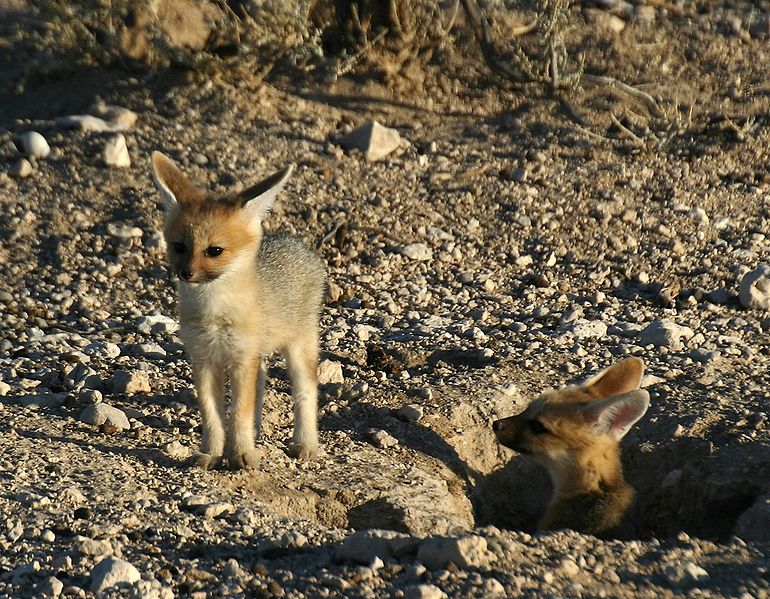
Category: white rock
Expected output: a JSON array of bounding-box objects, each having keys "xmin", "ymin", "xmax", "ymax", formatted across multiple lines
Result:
[
  {"xmin": 353, "ymin": 324, "xmax": 378, "ymax": 341},
  {"xmin": 482, "ymin": 578, "xmax": 506, "ymax": 596},
  {"xmin": 41, "ymin": 529, "xmax": 56, "ymax": 543},
  {"xmin": 396, "ymin": 243, "xmax": 433, "ymax": 261},
  {"xmin": 16, "ymin": 131, "xmax": 50, "ymax": 158},
  {"xmin": 17, "ymin": 393, "xmax": 67, "ymax": 409},
  {"xmin": 84, "ymin": 341, "xmax": 121, "ymax": 359},
  {"xmin": 665, "ymin": 561, "xmax": 709, "ymax": 586},
  {"xmin": 417, "ymin": 535, "xmax": 495, "ymax": 569},
  {"xmin": 75, "ymin": 535, "xmax": 113, "ymax": 556},
  {"xmin": 103, "ymin": 133, "xmax": 131, "ymax": 168},
  {"xmin": 37, "ymin": 576, "xmax": 64, "ymax": 597},
  {"xmin": 0, "ymin": 381, "xmax": 12, "ymax": 396},
  {"xmin": 199, "ymin": 502, "xmax": 234, "ymax": 518},
  {"xmin": 560, "ymin": 558, "xmax": 580, "ymax": 577},
  {"xmin": 367, "ymin": 428, "xmax": 399, "ymax": 449},
  {"xmin": 405, "ymin": 584, "xmax": 446, "ymax": 599},
  {"xmin": 570, "ymin": 318, "xmax": 608, "ymax": 339},
  {"xmin": 740, "ymin": 264, "xmax": 770, "ymax": 310},
  {"xmin": 79, "ymin": 404, "xmax": 130, "ymax": 430},
  {"xmin": 164, "ymin": 441, "xmax": 190, "ymax": 459},
  {"xmin": 137, "ymin": 313, "xmax": 179, "ymax": 335},
  {"xmin": 397, "ymin": 404, "xmax": 424, "ymax": 423},
  {"xmin": 57, "ymin": 114, "xmax": 118, "ymax": 132},
  {"xmin": 91, "ymin": 101, "xmax": 138, "ymax": 130},
  {"xmin": 223, "ymin": 558, "xmax": 244, "ymax": 580},
  {"xmin": 338, "ymin": 120, "xmax": 403, "ymax": 161},
  {"xmin": 639, "ymin": 319, "xmax": 694, "ymax": 350},
  {"xmin": 336, "ymin": 530, "xmax": 419, "ymax": 564},
  {"xmin": 10, "ymin": 158, "xmax": 33, "ymax": 178},
  {"xmin": 112, "ymin": 370, "xmax": 151, "ymax": 394},
  {"xmin": 318, "ymin": 359, "xmax": 344, "ymax": 384},
  {"xmin": 90, "ymin": 557, "xmax": 140, "ymax": 593}
]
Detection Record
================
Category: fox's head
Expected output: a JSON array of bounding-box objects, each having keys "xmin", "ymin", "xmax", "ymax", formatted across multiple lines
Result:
[
  {"xmin": 151, "ymin": 151, "xmax": 293, "ymax": 284},
  {"xmin": 493, "ymin": 358, "xmax": 650, "ymax": 481}
]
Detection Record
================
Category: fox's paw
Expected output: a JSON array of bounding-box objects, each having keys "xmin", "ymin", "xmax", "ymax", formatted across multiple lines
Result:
[
  {"xmin": 191, "ymin": 452, "xmax": 225, "ymax": 470},
  {"xmin": 227, "ymin": 449, "xmax": 261, "ymax": 470},
  {"xmin": 287, "ymin": 442, "xmax": 318, "ymax": 461}
]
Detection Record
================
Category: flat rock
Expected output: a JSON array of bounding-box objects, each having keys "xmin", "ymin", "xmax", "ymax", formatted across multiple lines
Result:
[
  {"xmin": 74, "ymin": 535, "xmax": 113, "ymax": 556},
  {"xmin": 57, "ymin": 115, "xmax": 121, "ymax": 132},
  {"xmin": 17, "ymin": 393, "xmax": 67, "ymax": 410},
  {"xmin": 78, "ymin": 404, "xmax": 130, "ymax": 430},
  {"xmin": 405, "ymin": 585, "xmax": 446, "ymax": 599},
  {"xmin": 37, "ymin": 576, "xmax": 63, "ymax": 597},
  {"xmin": 90, "ymin": 557, "xmax": 140, "ymax": 593},
  {"xmin": 338, "ymin": 120, "xmax": 403, "ymax": 162},
  {"xmin": 112, "ymin": 370, "xmax": 151, "ymax": 394},
  {"xmin": 395, "ymin": 243, "xmax": 433, "ymax": 261},
  {"xmin": 570, "ymin": 318, "xmax": 608, "ymax": 339},
  {"xmin": 367, "ymin": 428, "xmax": 399, "ymax": 449},
  {"xmin": 417, "ymin": 535, "xmax": 495, "ymax": 569},
  {"xmin": 740, "ymin": 264, "xmax": 770, "ymax": 310},
  {"xmin": 639, "ymin": 319, "xmax": 695, "ymax": 350},
  {"xmin": 318, "ymin": 360, "xmax": 344, "ymax": 384},
  {"xmin": 137, "ymin": 313, "xmax": 179, "ymax": 335},
  {"xmin": 397, "ymin": 404, "xmax": 424, "ymax": 423},
  {"xmin": 336, "ymin": 529, "xmax": 419, "ymax": 564},
  {"xmin": 91, "ymin": 101, "xmax": 138, "ymax": 130}
]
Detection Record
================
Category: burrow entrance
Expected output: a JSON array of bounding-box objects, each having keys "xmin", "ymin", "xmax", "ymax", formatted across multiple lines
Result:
[{"xmin": 466, "ymin": 430, "xmax": 770, "ymax": 542}]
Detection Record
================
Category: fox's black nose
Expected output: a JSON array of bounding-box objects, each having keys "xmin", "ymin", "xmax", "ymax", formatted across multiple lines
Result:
[
  {"xmin": 492, "ymin": 420, "xmax": 502, "ymax": 432},
  {"xmin": 180, "ymin": 268, "xmax": 193, "ymax": 281}
]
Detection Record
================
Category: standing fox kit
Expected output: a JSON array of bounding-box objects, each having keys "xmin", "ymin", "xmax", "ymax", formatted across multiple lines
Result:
[
  {"xmin": 151, "ymin": 152, "xmax": 326, "ymax": 469},
  {"xmin": 493, "ymin": 358, "xmax": 649, "ymax": 534}
]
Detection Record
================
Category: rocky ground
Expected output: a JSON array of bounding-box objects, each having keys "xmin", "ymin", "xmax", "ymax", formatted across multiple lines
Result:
[{"xmin": 1, "ymin": 0, "xmax": 770, "ymax": 597}]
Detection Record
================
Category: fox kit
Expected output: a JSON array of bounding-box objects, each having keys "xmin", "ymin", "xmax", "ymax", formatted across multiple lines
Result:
[
  {"xmin": 151, "ymin": 152, "xmax": 326, "ymax": 469},
  {"xmin": 493, "ymin": 357, "xmax": 650, "ymax": 534}
]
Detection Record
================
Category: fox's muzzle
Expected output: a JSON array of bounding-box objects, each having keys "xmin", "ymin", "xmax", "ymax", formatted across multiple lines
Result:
[{"xmin": 492, "ymin": 418, "xmax": 529, "ymax": 454}]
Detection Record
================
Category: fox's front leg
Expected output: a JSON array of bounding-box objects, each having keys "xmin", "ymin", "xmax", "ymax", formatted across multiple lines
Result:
[
  {"xmin": 285, "ymin": 336, "xmax": 319, "ymax": 460},
  {"xmin": 226, "ymin": 355, "xmax": 261, "ymax": 469},
  {"xmin": 192, "ymin": 361, "xmax": 226, "ymax": 470}
]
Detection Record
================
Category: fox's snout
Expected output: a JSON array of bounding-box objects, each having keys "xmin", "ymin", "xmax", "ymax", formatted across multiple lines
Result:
[{"xmin": 492, "ymin": 417, "xmax": 523, "ymax": 450}]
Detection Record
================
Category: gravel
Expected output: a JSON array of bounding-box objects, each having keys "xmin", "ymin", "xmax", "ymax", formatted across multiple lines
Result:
[{"xmin": 0, "ymin": 3, "xmax": 769, "ymax": 597}]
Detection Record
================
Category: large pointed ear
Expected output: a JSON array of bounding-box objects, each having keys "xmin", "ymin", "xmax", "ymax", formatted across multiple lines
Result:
[
  {"xmin": 581, "ymin": 357, "xmax": 644, "ymax": 400},
  {"xmin": 151, "ymin": 151, "xmax": 199, "ymax": 209},
  {"xmin": 582, "ymin": 390, "xmax": 650, "ymax": 441},
  {"xmin": 237, "ymin": 164, "xmax": 294, "ymax": 224}
]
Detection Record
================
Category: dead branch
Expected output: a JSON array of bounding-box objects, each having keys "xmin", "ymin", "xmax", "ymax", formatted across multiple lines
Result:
[
  {"xmin": 610, "ymin": 112, "xmax": 644, "ymax": 145},
  {"xmin": 582, "ymin": 74, "xmax": 664, "ymax": 119}
]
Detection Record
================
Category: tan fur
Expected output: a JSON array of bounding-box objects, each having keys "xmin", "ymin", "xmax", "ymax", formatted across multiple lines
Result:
[
  {"xmin": 493, "ymin": 358, "xmax": 649, "ymax": 534},
  {"xmin": 151, "ymin": 152, "xmax": 326, "ymax": 469}
]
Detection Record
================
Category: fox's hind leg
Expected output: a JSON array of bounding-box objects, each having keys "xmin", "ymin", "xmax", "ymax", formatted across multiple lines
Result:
[
  {"xmin": 284, "ymin": 331, "xmax": 319, "ymax": 460},
  {"xmin": 255, "ymin": 360, "xmax": 266, "ymax": 440}
]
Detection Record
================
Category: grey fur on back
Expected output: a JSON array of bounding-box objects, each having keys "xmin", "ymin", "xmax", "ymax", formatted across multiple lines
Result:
[{"xmin": 257, "ymin": 234, "xmax": 326, "ymax": 326}]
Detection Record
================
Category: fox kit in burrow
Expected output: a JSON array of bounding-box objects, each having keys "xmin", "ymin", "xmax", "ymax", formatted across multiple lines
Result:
[
  {"xmin": 493, "ymin": 357, "xmax": 650, "ymax": 534},
  {"xmin": 151, "ymin": 152, "xmax": 326, "ymax": 469}
]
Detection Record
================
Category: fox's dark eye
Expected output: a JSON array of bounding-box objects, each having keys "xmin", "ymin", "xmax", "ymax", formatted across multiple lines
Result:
[
  {"xmin": 205, "ymin": 246, "xmax": 224, "ymax": 257},
  {"xmin": 172, "ymin": 242, "xmax": 186, "ymax": 254},
  {"xmin": 528, "ymin": 420, "xmax": 549, "ymax": 435}
]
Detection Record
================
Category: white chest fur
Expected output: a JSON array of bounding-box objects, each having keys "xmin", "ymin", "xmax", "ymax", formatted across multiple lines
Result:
[{"xmin": 177, "ymin": 277, "xmax": 259, "ymax": 366}]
